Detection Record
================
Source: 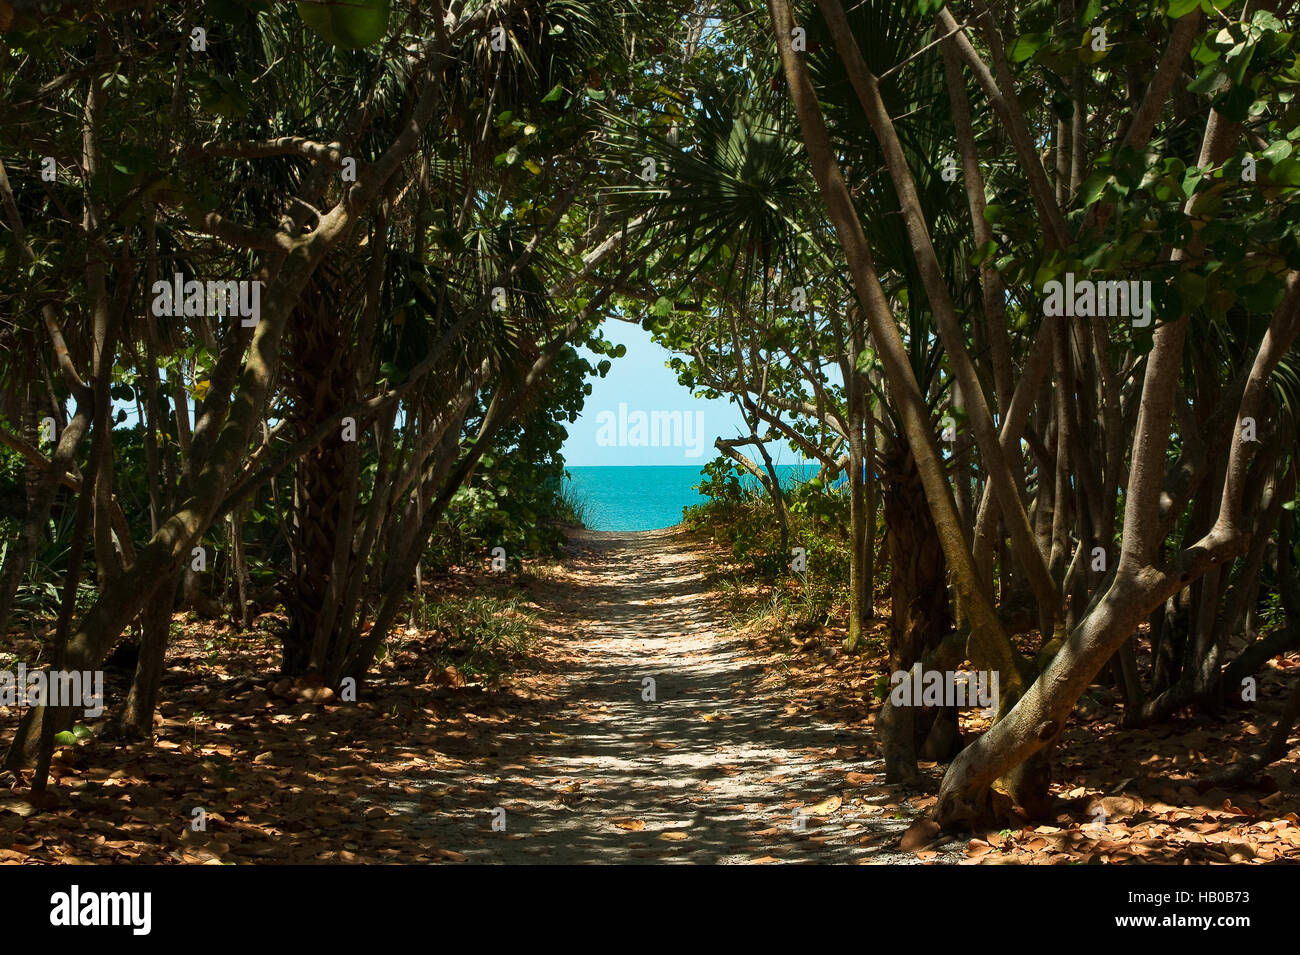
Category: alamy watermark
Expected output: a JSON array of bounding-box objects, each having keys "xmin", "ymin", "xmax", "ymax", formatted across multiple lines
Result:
[
  {"xmin": 49, "ymin": 885, "xmax": 151, "ymax": 935},
  {"xmin": 151, "ymin": 272, "xmax": 262, "ymax": 327},
  {"xmin": 888, "ymin": 664, "xmax": 998, "ymax": 716},
  {"xmin": 1042, "ymin": 273, "xmax": 1152, "ymax": 328},
  {"xmin": 594, "ymin": 402, "xmax": 708, "ymax": 458},
  {"xmin": 0, "ymin": 665, "xmax": 104, "ymax": 718}
]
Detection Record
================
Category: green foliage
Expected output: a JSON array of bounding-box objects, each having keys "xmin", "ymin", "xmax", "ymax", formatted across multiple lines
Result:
[
  {"xmin": 685, "ymin": 461, "xmax": 855, "ymax": 631},
  {"xmin": 296, "ymin": 0, "xmax": 390, "ymax": 49},
  {"xmin": 1, "ymin": 504, "xmax": 97, "ymax": 625},
  {"xmin": 415, "ymin": 594, "xmax": 539, "ymax": 683},
  {"xmin": 427, "ymin": 345, "xmax": 598, "ymax": 570}
]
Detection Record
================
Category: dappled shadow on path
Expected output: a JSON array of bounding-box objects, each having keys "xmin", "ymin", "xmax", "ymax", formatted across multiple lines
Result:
[
  {"xmin": 1, "ymin": 527, "xmax": 943, "ymax": 864},
  {"xmin": 365, "ymin": 527, "xmax": 943, "ymax": 863}
]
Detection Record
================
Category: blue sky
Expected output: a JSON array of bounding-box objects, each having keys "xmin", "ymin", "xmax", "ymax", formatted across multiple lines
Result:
[{"xmin": 561, "ymin": 320, "xmax": 807, "ymax": 468}]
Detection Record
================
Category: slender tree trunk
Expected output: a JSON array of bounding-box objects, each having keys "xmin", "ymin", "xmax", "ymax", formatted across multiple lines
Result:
[
  {"xmin": 879, "ymin": 438, "xmax": 955, "ymax": 782},
  {"xmin": 845, "ymin": 356, "xmax": 869, "ymax": 648},
  {"xmin": 118, "ymin": 577, "xmax": 176, "ymax": 738}
]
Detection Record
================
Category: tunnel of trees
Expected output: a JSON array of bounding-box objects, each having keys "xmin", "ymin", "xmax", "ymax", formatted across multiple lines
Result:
[{"xmin": 1, "ymin": 0, "xmax": 1298, "ymax": 835}]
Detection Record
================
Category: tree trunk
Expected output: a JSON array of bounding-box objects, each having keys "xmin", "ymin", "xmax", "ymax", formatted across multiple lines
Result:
[
  {"xmin": 118, "ymin": 578, "xmax": 176, "ymax": 737},
  {"xmin": 878, "ymin": 437, "xmax": 955, "ymax": 782},
  {"xmin": 845, "ymin": 372, "xmax": 870, "ymax": 650}
]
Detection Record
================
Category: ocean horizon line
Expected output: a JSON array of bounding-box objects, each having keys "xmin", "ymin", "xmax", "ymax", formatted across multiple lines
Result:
[{"xmin": 563, "ymin": 462, "xmax": 812, "ymax": 468}]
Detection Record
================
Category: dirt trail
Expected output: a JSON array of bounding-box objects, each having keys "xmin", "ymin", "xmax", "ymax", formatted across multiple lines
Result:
[{"xmin": 379, "ymin": 527, "xmax": 946, "ymax": 863}]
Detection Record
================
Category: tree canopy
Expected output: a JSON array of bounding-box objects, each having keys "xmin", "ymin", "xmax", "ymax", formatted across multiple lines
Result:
[{"xmin": 1, "ymin": 0, "xmax": 1298, "ymax": 845}]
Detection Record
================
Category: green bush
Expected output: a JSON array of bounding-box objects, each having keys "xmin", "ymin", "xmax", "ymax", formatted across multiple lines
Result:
[
  {"xmin": 415, "ymin": 594, "xmax": 539, "ymax": 683},
  {"xmin": 685, "ymin": 459, "xmax": 858, "ymax": 633}
]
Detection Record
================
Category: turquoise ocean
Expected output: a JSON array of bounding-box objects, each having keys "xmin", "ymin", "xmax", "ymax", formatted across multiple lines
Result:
[{"xmin": 564, "ymin": 464, "xmax": 813, "ymax": 532}]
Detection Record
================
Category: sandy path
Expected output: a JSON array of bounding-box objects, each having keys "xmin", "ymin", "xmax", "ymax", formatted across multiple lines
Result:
[{"xmin": 376, "ymin": 527, "xmax": 943, "ymax": 863}]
